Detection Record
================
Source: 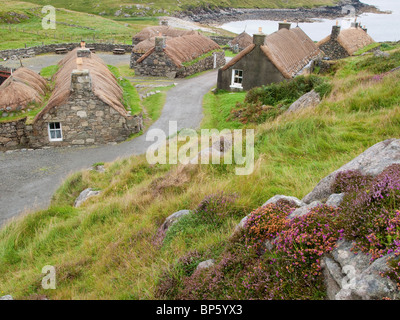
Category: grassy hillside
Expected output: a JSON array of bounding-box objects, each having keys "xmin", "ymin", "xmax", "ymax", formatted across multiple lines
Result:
[
  {"xmin": 5, "ymin": 0, "xmax": 340, "ymax": 16},
  {"xmin": 1, "ymin": 45, "xmax": 400, "ymax": 299},
  {"xmin": 0, "ymin": 2, "xmax": 158, "ymax": 49}
]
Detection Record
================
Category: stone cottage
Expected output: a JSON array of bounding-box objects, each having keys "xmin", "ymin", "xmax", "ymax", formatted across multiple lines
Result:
[
  {"xmin": 28, "ymin": 48, "xmax": 142, "ymax": 148},
  {"xmin": 132, "ymin": 33, "xmax": 225, "ymax": 78},
  {"xmin": 317, "ymin": 24, "xmax": 375, "ymax": 60},
  {"xmin": 217, "ymin": 23, "xmax": 321, "ymax": 92},
  {"xmin": 228, "ymin": 31, "xmax": 253, "ymax": 53}
]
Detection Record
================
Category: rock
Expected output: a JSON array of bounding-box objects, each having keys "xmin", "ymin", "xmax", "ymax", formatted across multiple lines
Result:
[
  {"xmin": 233, "ymin": 215, "xmax": 250, "ymax": 234},
  {"xmin": 74, "ymin": 188, "xmax": 101, "ymax": 207},
  {"xmin": 166, "ymin": 71, "xmax": 177, "ymax": 79},
  {"xmin": 325, "ymin": 193, "xmax": 345, "ymax": 207},
  {"xmin": 263, "ymin": 195, "xmax": 304, "ymax": 207},
  {"xmin": 0, "ymin": 295, "xmax": 13, "ymax": 300},
  {"xmin": 374, "ymin": 49, "xmax": 390, "ymax": 58},
  {"xmin": 322, "ymin": 240, "xmax": 400, "ymax": 300},
  {"xmin": 288, "ymin": 201, "xmax": 322, "ymax": 219},
  {"xmin": 159, "ymin": 209, "xmax": 191, "ymax": 232},
  {"xmin": 196, "ymin": 259, "xmax": 215, "ymax": 270},
  {"xmin": 114, "ymin": 10, "xmax": 122, "ymax": 16},
  {"xmin": 303, "ymin": 139, "xmax": 400, "ymax": 204},
  {"xmin": 286, "ymin": 90, "xmax": 321, "ymax": 113},
  {"xmin": 93, "ymin": 165, "xmax": 105, "ymax": 173}
]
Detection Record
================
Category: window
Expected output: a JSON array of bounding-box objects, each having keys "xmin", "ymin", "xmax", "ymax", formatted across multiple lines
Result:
[
  {"xmin": 48, "ymin": 122, "xmax": 63, "ymax": 141},
  {"xmin": 231, "ymin": 69, "xmax": 243, "ymax": 88}
]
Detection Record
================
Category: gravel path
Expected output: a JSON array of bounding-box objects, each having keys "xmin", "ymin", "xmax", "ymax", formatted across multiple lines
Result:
[{"xmin": 0, "ymin": 69, "xmax": 219, "ymax": 226}]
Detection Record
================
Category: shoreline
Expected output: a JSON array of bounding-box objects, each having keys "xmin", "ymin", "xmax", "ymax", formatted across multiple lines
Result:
[{"xmin": 173, "ymin": 0, "xmax": 385, "ymax": 26}]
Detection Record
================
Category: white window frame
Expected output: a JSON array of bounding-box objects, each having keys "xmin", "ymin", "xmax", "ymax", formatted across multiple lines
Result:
[
  {"xmin": 230, "ymin": 69, "xmax": 243, "ymax": 88},
  {"xmin": 48, "ymin": 122, "xmax": 63, "ymax": 142}
]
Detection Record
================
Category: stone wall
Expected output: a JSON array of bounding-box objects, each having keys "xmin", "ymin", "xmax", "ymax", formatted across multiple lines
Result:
[
  {"xmin": 134, "ymin": 50, "xmax": 225, "ymax": 78},
  {"xmin": 0, "ymin": 43, "xmax": 133, "ymax": 60},
  {"xmin": 319, "ymin": 40, "xmax": 350, "ymax": 60},
  {"xmin": 209, "ymin": 36, "xmax": 234, "ymax": 46},
  {"xmin": 0, "ymin": 118, "xmax": 28, "ymax": 150},
  {"xmin": 217, "ymin": 45, "xmax": 286, "ymax": 91}
]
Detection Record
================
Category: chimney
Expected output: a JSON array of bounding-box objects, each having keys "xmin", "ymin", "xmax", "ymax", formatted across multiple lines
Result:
[
  {"xmin": 362, "ymin": 25, "xmax": 368, "ymax": 33},
  {"xmin": 77, "ymin": 48, "xmax": 91, "ymax": 58},
  {"xmin": 253, "ymin": 27, "xmax": 266, "ymax": 46},
  {"xmin": 161, "ymin": 20, "xmax": 168, "ymax": 26},
  {"xmin": 71, "ymin": 69, "xmax": 92, "ymax": 94},
  {"xmin": 278, "ymin": 21, "xmax": 291, "ymax": 31},
  {"xmin": 155, "ymin": 36, "xmax": 166, "ymax": 52},
  {"xmin": 331, "ymin": 25, "xmax": 341, "ymax": 40}
]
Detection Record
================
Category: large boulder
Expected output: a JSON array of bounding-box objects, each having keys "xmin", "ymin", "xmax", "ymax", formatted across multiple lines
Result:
[
  {"xmin": 322, "ymin": 240, "xmax": 400, "ymax": 300},
  {"xmin": 288, "ymin": 201, "xmax": 322, "ymax": 219},
  {"xmin": 263, "ymin": 195, "xmax": 304, "ymax": 207},
  {"xmin": 286, "ymin": 90, "xmax": 321, "ymax": 114},
  {"xmin": 303, "ymin": 139, "xmax": 400, "ymax": 204},
  {"xmin": 74, "ymin": 188, "xmax": 101, "ymax": 208},
  {"xmin": 0, "ymin": 295, "xmax": 13, "ymax": 300}
]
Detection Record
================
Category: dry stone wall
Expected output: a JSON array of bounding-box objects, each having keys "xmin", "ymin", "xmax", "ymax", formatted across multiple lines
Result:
[
  {"xmin": 0, "ymin": 118, "xmax": 28, "ymax": 150},
  {"xmin": 134, "ymin": 50, "xmax": 225, "ymax": 78},
  {"xmin": 0, "ymin": 43, "xmax": 133, "ymax": 60}
]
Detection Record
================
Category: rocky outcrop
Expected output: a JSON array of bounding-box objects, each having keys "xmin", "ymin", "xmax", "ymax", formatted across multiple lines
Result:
[
  {"xmin": 74, "ymin": 188, "xmax": 101, "ymax": 207},
  {"xmin": 0, "ymin": 295, "xmax": 13, "ymax": 300},
  {"xmin": 303, "ymin": 139, "xmax": 400, "ymax": 204},
  {"xmin": 322, "ymin": 240, "xmax": 399, "ymax": 300},
  {"xmin": 286, "ymin": 90, "xmax": 321, "ymax": 114}
]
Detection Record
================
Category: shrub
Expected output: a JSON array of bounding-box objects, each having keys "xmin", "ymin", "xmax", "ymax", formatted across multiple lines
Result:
[
  {"xmin": 337, "ymin": 165, "xmax": 400, "ymax": 260},
  {"xmin": 229, "ymin": 75, "xmax": 331, "ymax": 124}
]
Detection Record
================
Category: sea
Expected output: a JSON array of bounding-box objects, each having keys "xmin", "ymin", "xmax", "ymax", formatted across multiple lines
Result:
[{"xmin": 219, "ymin": 0, "xmax": 400, "ymax": 42}]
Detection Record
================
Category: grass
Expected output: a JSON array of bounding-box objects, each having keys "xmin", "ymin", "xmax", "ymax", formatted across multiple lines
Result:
[
  {"xmin": 5, "ymin": 0, "xmax": 339, "ymax": 17},
  {"xmin": 39, "ymin": 65, "xmax": 60, "ymax": 79},
  {"xmin": 141, "ymin": 86, "xmax": 172, "ymax": 123},
  {"xmin": 1, "ymin": 38, "xmax": 400, "ymax": 300},
  {"xmin": 0, "ymin": 2, "xmax": 153, "ymax": 50},
  {"xmin": 108, "ymin": 65, "xmax": 142, "ymax": 115}
]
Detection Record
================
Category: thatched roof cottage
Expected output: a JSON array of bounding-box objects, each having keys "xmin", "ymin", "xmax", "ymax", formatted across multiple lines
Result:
[
  {"xmin": 229, "ymin": 31, "xmax": 253, "ymax": 52},
  {"xmin": 29, "ymin": 48, "xmax": 142, "ymax": 148},
  {"xmin": 317, "ymin": 24, "xmax": 375, "ymax": 60},
  {"xmin": 0, "ymin": 67, "xmax": 47, "ymax": 112},
  {"xmin": 217, "ymin": 23, "xmax": 321, "ymax": 91},
  {"xmin": 133, "ymin": 33, "xmax": 226, "ymax": 78}
]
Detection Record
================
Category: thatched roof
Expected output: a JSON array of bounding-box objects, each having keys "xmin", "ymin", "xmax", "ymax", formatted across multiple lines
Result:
[
  {"xmin": 0, "ymin": 67, "xmax": 47, "ymax": 111},
  {"xmin": 137, "ymin": 34, "xmax": 221, "ymax": 68},
  {"xmin": 133, "ymin": 36, "xmax": 172, "ymax": 54},
  {"xmin": 133, "ymin": 26, "xmax": 199, "ymax": 42},
  {"xmin": 317, "ymin": 27, "xmax": 375, "ymax": 55},
  {"xmin": 35, "ymin": 48, "xmax": 128, "ymax": 121},
  {"xmin": 222, "ymin": 27, "xmax": 321, "ymax": 79},
  {"xmin": 229, "ymin": 32, "xmax": 253, "ymax": 50}
]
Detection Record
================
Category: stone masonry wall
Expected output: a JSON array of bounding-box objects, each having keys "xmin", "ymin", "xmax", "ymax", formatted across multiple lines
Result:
[
  {"xmin": 319, "ymin": 40, "xmax": 350, "ymax": 60},
  {"xmin": 0, "ymin": 43, "xmax": 133, "ymax": 60},
  {"xmin": 0, "ymin": 118, "xmax": 28, "ymax": 150},
  {"xmin": 29, "ymin": 95, "xmax": 142, "ymax": 148},
  {"xmin": 134, "ymin": 50, "xmax": 225, "ymax": 78}
]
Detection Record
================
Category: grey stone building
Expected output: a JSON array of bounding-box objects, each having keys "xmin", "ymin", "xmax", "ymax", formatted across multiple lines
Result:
[
  {"xmin": 317, "ymin": 24, "xmax": 375, "ymax": 60},
  {"xmin": 217, "ymin": 23, "xmax": 321, "ymax": 92},
  {"xmin": 132, "ymin": 33, "xmax": 225, "ymax": 78},
  {"xmin": 28, "ymin": 48, "xmax": 142, "ymax": 148}
]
